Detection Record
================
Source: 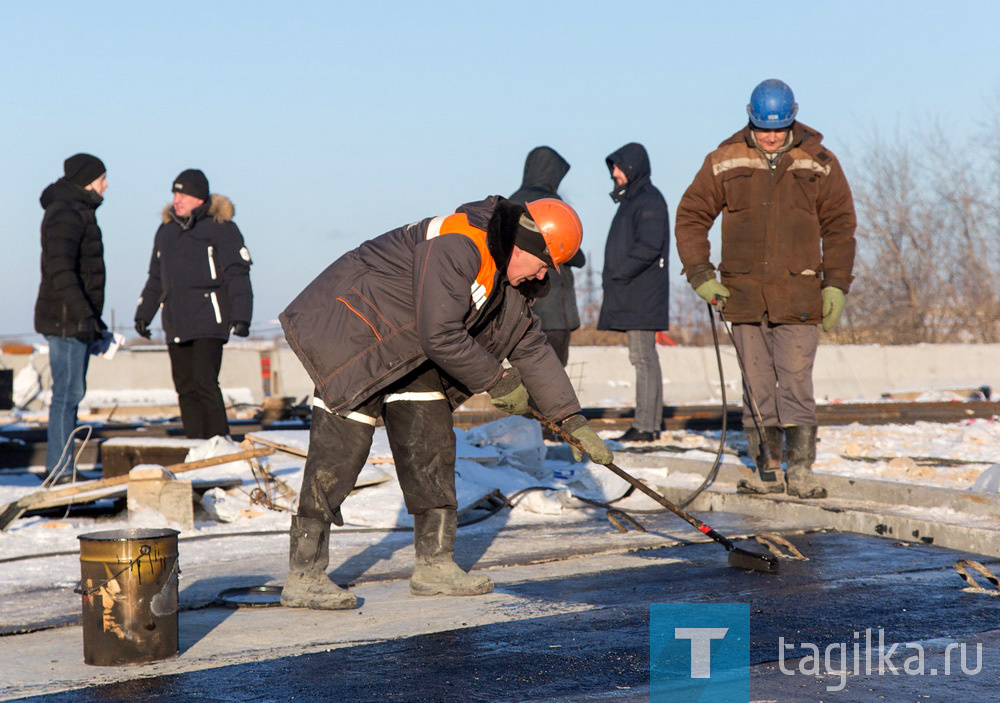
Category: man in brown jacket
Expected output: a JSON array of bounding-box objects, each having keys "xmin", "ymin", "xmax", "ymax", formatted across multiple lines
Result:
[{"xmin": 675, "ymin": 79, "xmax": 856, "ymax": 499}]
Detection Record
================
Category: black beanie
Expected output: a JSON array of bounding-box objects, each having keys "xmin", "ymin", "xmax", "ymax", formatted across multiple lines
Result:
[
  {"xmin": 514, "ymin": 213, "xmax": 556, "ymax": 269},
  {"xmin": 64, "ymin": 153, "xmax": 106, "ymax": 187},
  {"xmin": 172, "ymin": 169, "xmax": 210, "ymax": 201}
]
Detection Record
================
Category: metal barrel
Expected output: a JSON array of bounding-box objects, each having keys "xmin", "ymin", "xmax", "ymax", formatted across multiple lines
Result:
[{"xmin": 77, "ymin": 528, "xmax": 180, "ymax": 666}]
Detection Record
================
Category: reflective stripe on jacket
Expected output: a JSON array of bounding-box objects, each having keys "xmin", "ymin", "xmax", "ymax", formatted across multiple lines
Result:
[{"xmin": 280, "ymin": 196, "xmax": 581, "ymax": 421}]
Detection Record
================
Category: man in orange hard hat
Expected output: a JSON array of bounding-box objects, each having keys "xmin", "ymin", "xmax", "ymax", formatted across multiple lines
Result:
[{"xmin": 279, "ymin": 195, "xmax": 609, "ymax": 610}]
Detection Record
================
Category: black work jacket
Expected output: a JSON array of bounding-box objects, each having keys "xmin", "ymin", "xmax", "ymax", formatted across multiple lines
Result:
[
  {"xmin": 598, "ymin": 143, "xmax": 671, "ymax": 331},
  {"xmin": 136, "ymin": 195, "xmax": 253, "ymax": 343},
  {"xmin": 280, "ymin": 196, "xmax": 580, "ymax": 421}
]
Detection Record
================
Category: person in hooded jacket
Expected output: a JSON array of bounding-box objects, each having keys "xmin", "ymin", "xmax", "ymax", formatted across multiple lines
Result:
[
  {"xmin": 134, "ymin": 169, "xmax": 253, "ymax": 440},
  {"xmin": 508, "ymin": 146, "xmax": 586, "ymax": 367},
  {"xmin": 598, "ymin": 143, "xmax": 671, "ymax": 442},
  {"xmin": 675, "ymin": 79, "xmax": 856, "ymax": 500},
  {"xmin": 278, "ymin": 195, "xmax": 612, "ymax": 610},
  {"xmin": 34, "ymin": 154, "xmax": 109, "ymax": 483}
]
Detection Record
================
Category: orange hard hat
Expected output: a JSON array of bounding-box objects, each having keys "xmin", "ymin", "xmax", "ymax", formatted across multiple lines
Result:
[{"xmin": 524, "ymin": 198, "xmax": 583, "ymax": 271}]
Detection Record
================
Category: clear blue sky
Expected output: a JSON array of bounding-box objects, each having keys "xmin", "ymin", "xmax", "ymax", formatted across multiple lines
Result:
[{"xmin": 3, "ymin": 1, "xmax": 998, "ymax": 339}]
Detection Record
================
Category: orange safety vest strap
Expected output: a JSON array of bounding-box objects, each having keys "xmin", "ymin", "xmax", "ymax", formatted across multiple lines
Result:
[{"xmin": 427, "ymin": 213, "xmax": 497, "ymax": 310}]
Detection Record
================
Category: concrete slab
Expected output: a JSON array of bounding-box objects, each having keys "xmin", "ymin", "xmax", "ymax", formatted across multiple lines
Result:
[
  {"xmin": 662, "ymin": 485, "xmax": 1000, "ymax": 559},
  {"xmin": 6, "ymin": 343, "xmax": 1000, "ymax": 409},
  {"xmin": 614, "ymin": 449, "xmax": 1000, "ymax": 546},
  {"xmin": 3, "ymin": 533, "xmax": 997, "ymax": 702},
  {"xmin": 616, "ymin": 449, "xmax": 1000, "ymax": 517},
  {"xmin": 0, "ymin": 510, "xmax": 821, "ymax": 635}
]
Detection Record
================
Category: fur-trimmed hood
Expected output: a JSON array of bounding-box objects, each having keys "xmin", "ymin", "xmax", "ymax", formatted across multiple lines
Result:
[{"xmin": 161, "ymin": 194, "xmax": 235, "ymax": 224}]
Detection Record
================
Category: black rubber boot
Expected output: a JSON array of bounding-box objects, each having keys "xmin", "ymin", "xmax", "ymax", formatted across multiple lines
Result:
[
  {"xmin": 280, "ymin": 515, "xmax": 358, "ymax": 609},
  {"xmin": 410, "ymin": 509, "xmax": 494, "ymax": 597},
  {"xmin": 737, "ymin": 426, "xmax": 786, "ymax": 494},
  {"xmin": 784, "ymin": 425, "xmax": 827, "ymax": 499},
  {"xmin": 614, "ymin": 427, "xmax": 661, "ymax": 442}
]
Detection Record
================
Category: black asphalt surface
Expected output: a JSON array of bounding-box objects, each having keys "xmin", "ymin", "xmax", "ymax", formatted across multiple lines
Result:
[{"xmin": 16, "ymin": 533, "xmax": 1000, "ymax": 702}]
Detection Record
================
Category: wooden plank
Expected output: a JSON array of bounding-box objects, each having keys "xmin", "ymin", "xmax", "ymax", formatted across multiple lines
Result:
[
  {"xmin": 243, "ymin": 434, "xmax": 307, "ymax": 458},
  {"xmin": 246, "ymin": 432, "xmax": 393, "ymax": 464},
  {"xmin": 244, "ymin": 433, "xmax": 392, "ymax": 487},
  {"xmin": 0, "ymin": 447, "xmax": 275, "ymax": 531}
]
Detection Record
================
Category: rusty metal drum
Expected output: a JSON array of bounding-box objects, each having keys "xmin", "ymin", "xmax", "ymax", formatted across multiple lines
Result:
[{"xmin": 77, "ymin": 528, "xmax": 180, "ymax": 666}]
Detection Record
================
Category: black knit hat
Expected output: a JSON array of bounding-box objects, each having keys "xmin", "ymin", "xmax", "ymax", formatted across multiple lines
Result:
[
  {"xmin": 514, "ymin": 213, "xmax": 556, "ymax": 269},
  {"xmin": 64, "ymin": 153, "xmax": 106, "ymax": 187},
  {"xmin": 172, "ymin": 169, "xmax": 210, "ymax": 201}
]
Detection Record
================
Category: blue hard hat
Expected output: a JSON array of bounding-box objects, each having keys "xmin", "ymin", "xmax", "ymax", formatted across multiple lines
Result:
[{"xmin": 747, "ymin": 79, "xmax": 798, "ymax": 129}]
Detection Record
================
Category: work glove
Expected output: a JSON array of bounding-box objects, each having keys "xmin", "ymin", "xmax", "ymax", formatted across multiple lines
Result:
[
  {"xmin": 488, "ymin": 368, "xmax": 530, "ymax": 415},
  {"xmin": 562, "ymin": 414, "xmax": 614, "ymax": 465},
  {"xmin": 230, "ymin": 320, "xmax": 250, "ymax": 337},
  {"xmin": 134, "ymin": 318, "xmax": 152, "ymax": 339},
  {"xmin": 75, "ymin": 316, "xmax": 102, "ymax": 344},
  {"xmin": 694, "ymin": 278, "xmax": 731, "ymax": 310},
  {"xmin": 821, "ymin": 287, "xmax": 846, "ymax": 333}
]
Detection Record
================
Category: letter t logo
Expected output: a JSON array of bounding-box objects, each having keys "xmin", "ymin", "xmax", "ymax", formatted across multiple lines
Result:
[{"xmin": 675, "ymin": 627, "xmax": 729, "ymax": 678}]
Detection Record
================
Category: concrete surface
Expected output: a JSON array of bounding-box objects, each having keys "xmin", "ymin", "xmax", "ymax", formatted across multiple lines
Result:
[
  {"xmin": 3, "ymin": 532, "xmax": 998, "ymax": 702},
  {"xmin": 612, "ymin": 449, "xmax": 1000, "ymax": 558},
  {"xmin": 1, "ymin": 510, "xmax": 816, "ymax": 636},
  {"xmin": 4, "ymin": 343, "xmax": 999, "ymax": 410}
]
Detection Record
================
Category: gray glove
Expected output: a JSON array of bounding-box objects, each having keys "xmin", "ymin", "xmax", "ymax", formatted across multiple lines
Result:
[
  {"xmin": 562, "ymin": 415, "xmax": 613, "ymax": 465},
  {"xmin": 488, "ymin": 368, "xmax": 529, "ymax": 415}
]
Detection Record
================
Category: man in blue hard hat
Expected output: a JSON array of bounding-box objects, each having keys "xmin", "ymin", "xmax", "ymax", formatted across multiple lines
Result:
[{"xmin": 675, "ymin": 79, "xmax": 857, "ymax": 499}]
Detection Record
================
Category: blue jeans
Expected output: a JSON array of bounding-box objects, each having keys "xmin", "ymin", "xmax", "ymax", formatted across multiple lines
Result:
[
  {"xmin": 626, "ymin": 330, "xmax": 663, "ymax": 433},
  {"xmin": 45, "ymin": 335, "xmax": 91, "ymax": 475}
]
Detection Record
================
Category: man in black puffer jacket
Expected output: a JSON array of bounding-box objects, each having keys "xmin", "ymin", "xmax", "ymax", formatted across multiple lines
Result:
[
  {"xmin": 509, "ymin": 146, "xmax": 586, "ymax": 367},
  {"xmin": 34, "ymin": 153, "xmax": 108, "ymax": 483},
  {"xmin": 598, "ymin": 143, "xmax": 671, "ymax": 442},
  {"xmin": 135, "ymin": 169, "xmax": 253, "ymax": 439}
]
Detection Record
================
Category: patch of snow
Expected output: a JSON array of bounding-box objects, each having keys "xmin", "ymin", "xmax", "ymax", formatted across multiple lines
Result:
[{"xmin": 4, "ymin": 415, "xmax": 1000, "ymax": 597}]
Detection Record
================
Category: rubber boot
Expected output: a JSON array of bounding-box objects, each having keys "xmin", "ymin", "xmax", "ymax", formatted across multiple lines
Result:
[
  {"xmin": 737, "ymin": 426, "xmax": 786, "ymax": 494},
  {"xmin": 280, "ymin": 515, "xmax": 358, "ymax": 609},
  {"xmin": 784, "ymin": 425, "xmax": 827, "ymax": 499},
  {"xmin": 410, "ymin": 509, "xmax": 494, "ymax": 597}
]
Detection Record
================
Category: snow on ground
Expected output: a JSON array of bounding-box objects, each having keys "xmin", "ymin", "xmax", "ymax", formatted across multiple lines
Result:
[
  {"xmin": 814, "ymin": 419, "xmax": 1000, "ymax": 488},
  {"xmin": 2, "ymin": 414, "xmax": 999, "ymax": 596}
]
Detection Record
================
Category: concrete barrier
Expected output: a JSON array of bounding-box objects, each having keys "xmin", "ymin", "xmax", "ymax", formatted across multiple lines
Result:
[{"xmin": 2, "ymin": 343, "xmax": 997, "ymax": 411}]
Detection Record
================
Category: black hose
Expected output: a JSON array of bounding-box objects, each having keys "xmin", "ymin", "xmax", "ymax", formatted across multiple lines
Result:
[
  {"xmin": 674, "ymin": 302, "xmax": 729, "ymax": 508},
  {"xmin": 469, "ymin": 305, "xmax": 736, "ymax": 525}
]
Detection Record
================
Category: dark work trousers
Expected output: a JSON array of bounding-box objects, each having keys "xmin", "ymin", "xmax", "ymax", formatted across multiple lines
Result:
[
  {"xmin": 730, "ymin": 315, "xmax": 820, "ymax": 428},
  {"xmin": 543, "ymin": 329, "xmax": 571, "ymax": 367},
  {"xmin": 167, "ymin": 338, "xmax": 229, "ymax": 439},
  {"xmin": 297, "ymin": 365, "xmax": 457, "ymax": 526}
]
